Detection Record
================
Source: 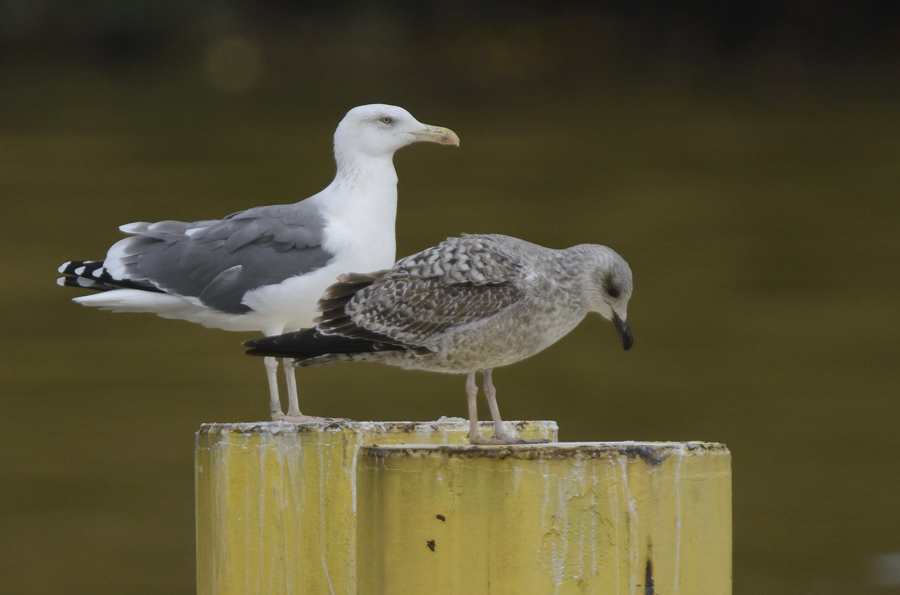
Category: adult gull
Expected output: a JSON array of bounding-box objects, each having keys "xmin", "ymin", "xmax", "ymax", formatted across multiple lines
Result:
[
  {"xmin": 58, "ymin": 104, "xmax": 459, "ymax": 421},
  {"xmin": 244, "ymin": 234, "xmax": 634, "ymax": 444}
]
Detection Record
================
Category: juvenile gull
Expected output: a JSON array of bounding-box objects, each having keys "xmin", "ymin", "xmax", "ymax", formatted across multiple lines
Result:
[
  {"xmin": 58, "ymin": 104, "xmax": 459, "ymax": 421},
  {"xmin": 244, "ymin": 234, "xmax": 634, "ymax": 444}
]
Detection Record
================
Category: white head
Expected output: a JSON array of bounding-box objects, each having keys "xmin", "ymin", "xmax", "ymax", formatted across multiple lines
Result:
[
  {"xmin": 333, "ymin": 104, "xmax": 459, "ymax": 158},
  {"xmin": 579, "ymin": 245, "xmax": 634, "ymax": 351}
]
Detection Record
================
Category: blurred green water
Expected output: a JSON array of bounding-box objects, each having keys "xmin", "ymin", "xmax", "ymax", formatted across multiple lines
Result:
[{"xmin": 1, "ymin": 79, "xmax": 899, "ymax": 594}]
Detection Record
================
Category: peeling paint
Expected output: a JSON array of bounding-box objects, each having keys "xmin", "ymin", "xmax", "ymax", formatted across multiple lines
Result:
[{"xmin": 357, "ymin": 441, "xmax": 726, "ymax": 462}]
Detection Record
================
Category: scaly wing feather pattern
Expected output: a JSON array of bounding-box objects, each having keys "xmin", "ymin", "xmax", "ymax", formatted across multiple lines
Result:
[{"xmin": 318, "ymin": 234, "xmax": 525, "ymax": 349}]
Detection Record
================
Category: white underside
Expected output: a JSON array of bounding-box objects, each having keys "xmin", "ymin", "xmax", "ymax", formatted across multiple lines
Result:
[{"xmin": 74, "ymin": 248, "xmax": 395, "ymax": 336}]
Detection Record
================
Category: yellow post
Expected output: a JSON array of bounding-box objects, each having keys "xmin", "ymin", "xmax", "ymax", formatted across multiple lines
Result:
[
  {"xmin": 194, "ymin": 419, "xmax": 557, "ymax": 595},
  {"xmin": 356, "ymin": 442, "xmax": 731, "ymax": 595}
]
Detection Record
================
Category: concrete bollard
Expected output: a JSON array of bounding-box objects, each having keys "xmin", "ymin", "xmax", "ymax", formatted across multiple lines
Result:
[
  {"xmin": 194, "ymin": 419, "xmax": 558, "ymax": 595},
  {"xmin": 356, "ymin": 442, "xmax": 731, "ymax": 595}
]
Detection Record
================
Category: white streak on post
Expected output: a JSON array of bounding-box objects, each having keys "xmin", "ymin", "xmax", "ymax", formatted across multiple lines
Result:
[
  {"xmin": 674, "ymin": 443, "xmax": 687, "ymax": 595},
  {"xmin": 618, "ymin": 457, "xmax": 639, "ymax": 594},
  {"xmin": 317, "ymin": 439, "xmax": 336, "ymax": 595}
]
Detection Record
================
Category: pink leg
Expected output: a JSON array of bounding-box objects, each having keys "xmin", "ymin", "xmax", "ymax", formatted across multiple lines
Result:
[
  {"xmin": 466, "ymin": 371, "xmax": 484, "ymax": 443},
  {"xmin": 283, "ymin": 358, "xmax": 301, "ymax": 417},
  {"xmin": 270, "ymin": 358, "xmax": 348, "ymax": 424},
  {"xmin": 480, "ymin": 369, "xmax": 550, "ymax": 445},
  {"xmin": 483, "ymin": 369, "xmax": 512, "ymax": 441},
  {"xmin": 264, "ymin": 356, "xmax": 285, "ymax": 420}
]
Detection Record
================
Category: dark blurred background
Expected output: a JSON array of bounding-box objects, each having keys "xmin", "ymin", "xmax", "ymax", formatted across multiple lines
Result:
[{"xmin": 2, "ymin": 1, "xmax": 900, "ymax": 593}]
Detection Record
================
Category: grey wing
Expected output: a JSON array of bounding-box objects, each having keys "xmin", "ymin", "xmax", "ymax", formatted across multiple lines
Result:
[
  {"xmin": 108, "ymin": 201, "xmax": 334, "ymax": 314},
  {"xmin": 317, "ymin": 235, "xmax": 524, "ymax": 347}
]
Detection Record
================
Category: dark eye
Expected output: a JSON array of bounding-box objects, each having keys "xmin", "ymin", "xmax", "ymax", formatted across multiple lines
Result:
[
  {"xmin": 608, "ymin": 286, "xmax": 620, "ymax": 298},
  {"xmin": 380, "ymin": 116, "xmax": 393, "ymax": 124}
]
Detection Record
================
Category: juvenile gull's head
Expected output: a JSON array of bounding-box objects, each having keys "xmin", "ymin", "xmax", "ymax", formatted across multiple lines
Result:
[
  {"xmin": 576, "ymin": 245, "xmax": 634, "ymax": 351},
  {"xmin": 334, "ymin": 104, "xmax": 459, "ymax": 158}
]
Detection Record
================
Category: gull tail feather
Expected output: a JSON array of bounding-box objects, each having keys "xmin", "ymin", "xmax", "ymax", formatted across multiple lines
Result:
[{"xmin": 244, "ymin": 328, "xmax": 406, "ymax": 366}]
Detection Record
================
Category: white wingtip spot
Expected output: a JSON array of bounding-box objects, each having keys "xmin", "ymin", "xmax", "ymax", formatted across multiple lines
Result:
[
  {"xmin": 58, "ymin": 261, "xmax": 71, "ymax": 273},
  {"xmin": 73, "ymin": 266, "xmax": 86, "ymax": 275},
  {"xmin": 91, "ymin": 267, "xmax": 106, "ymax": 278},
  {"xmin": 56, "ymin": 277, "xmax": 66, "ymax": 286},
  {"xmin": 76, "ymin": 278, "xmax": 97, "ymax": 288}
]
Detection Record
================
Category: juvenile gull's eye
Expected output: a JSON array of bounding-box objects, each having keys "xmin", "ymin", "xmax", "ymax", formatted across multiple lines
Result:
[{"xmin": 380, "ymin": 116, "xmax": 393, "ymax": 124}]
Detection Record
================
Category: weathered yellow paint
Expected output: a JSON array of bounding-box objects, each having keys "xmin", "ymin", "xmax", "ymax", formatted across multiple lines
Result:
[
  {"xmin": 356, "ymin": 442, "xmax": 731, "ymax": 595},
  {"xmin": 194, "ymin": 419, "xmax": 557, "ymax": 595}
]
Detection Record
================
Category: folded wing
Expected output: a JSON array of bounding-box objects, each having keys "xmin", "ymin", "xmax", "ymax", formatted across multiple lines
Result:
[{"xmin": 73, "ymin": 202, "xmax": 335, "ymax": 314}]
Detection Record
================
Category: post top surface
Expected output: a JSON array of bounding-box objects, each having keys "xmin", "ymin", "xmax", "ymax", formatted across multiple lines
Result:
[
  {"xmin": 196, "ymin": 418, "xmax": 558, "ymax": 437},
  {"xmin": 360, "ymin": 441, "xmax": 729, "ymax": 464}
]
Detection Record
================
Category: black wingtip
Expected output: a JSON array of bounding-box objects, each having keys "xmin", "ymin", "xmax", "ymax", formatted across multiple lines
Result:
[
  {"xmin": 243, "ymin": 348, "xmax": 270, "ymax": 356},
  {"xmin": 57, "ymin": 259, "xmax": 164, "ymax": 294}
]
